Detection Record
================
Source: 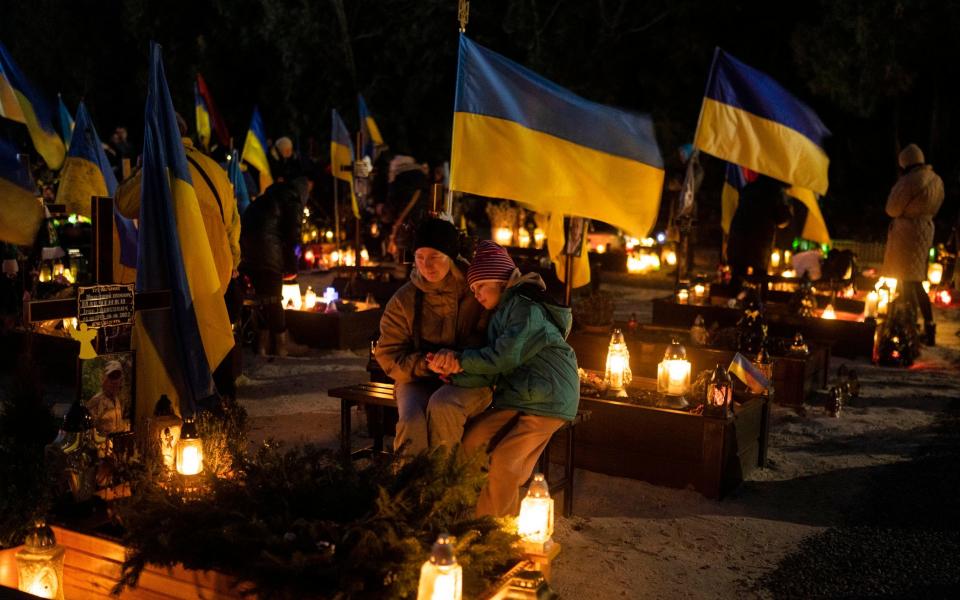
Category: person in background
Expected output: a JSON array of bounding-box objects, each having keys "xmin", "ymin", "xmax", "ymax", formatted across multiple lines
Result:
[
  {"xmin": 430, "ymin": 241, "xmax": 579, "ymax": 517},
  {"xmin": 86, "ymin": 360, "xmax": 129, "ymax": 435},
  {"xmin": 239, "ymin": 177, "xmax": 311, "ymax": 357},
  {"xmin": 882, "ymin": 143, "xmax": 944, "ymax": 345},
  {"xmin": 374, "ymin": 218, "xmax": 491, "ymax": 456},
  {"xmin": 270, "ymin": 136, "xmax": 304, "ymax": 183},
  {"xmin": 726, "ymin": 174, "xmax": 792, "ymax": 298}
]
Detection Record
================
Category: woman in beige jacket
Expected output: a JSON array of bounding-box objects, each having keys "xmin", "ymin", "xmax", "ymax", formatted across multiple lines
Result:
[
  {"xmin": 881, "ymin": 144, "xmax": 944, "ymax": 345},
  {"xmin": 374, "ymin": 218, "xmax": 491, "ymax": 455}
]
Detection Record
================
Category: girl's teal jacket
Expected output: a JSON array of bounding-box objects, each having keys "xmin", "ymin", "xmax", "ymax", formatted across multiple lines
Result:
[{"xmin": 453, "ymin": 272, "xmax": 579, "ymax": 421}]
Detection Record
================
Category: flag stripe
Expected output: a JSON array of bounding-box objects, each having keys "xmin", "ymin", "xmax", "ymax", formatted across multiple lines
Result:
[
  {"xmin": 704, "ymin": 49, "xmax": 830, "ymax": 148},
  {"xmin": 455, "ymin": 35, "xmax": 662, "ymax": 167},
  {"xmin": 451, "ymin": 112, "xmax": 664, "ymax": 237},
  {"xmin": 696, "ymin": 97, "xmax": 829, "ymax": 195},
  {"xmin": 331, "ymin": 109, "xmax": 358, "ymax": 218},
  {"xmin": 0, "ymin": 43, "xmax": 65, "ymax": 169}
]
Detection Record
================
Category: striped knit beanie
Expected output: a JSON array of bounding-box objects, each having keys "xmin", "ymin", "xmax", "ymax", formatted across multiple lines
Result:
[{"xmin": 467, "ymin": 240, "xmax": 517, "ymax": 288}]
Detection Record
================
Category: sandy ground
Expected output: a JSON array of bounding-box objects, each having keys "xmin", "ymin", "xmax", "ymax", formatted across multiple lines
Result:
[{"xmin": 235, "ymin": 283, "xmax": 960, "ymax": 599}]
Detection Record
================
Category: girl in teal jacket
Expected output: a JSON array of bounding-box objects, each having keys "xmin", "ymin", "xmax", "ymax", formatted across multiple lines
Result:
[{"xmin": 429, "ymin": 241, "xmax": 579, "ymax": 516}]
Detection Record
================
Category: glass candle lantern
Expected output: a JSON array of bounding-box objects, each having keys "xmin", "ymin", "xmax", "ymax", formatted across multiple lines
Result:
[
  {"xmin": 705, "ymin": 364, "xmax": 733, "ymax": 417},
  {"xmin": 928, "ymin": 262, "xmax": 943, "ymax": 285},
  {"xmin": 864, "ymin": 291, "xmax": 879, "ymax": 319},
  {"xmin": 304, "ymin": 286, "xmax": 318, "ymax": 310},
  {"xmin": 38, "ymin": 261, "xmax": 52, "ymax": 283},
  {"xmin": 518, "ymin": 228, "xmax": 531, "ymax": 248},
  {"xmin": 821, "ymin": 304, "xmax": 837, "ymax": 320},
  {"xmin": 517, "ymin": 473, "xmax": 554, "ymax": 551},
  {"xmin": 16, "ymin": 521, "xmax": 65, "ymax": 600},
  {"xmin": 692, "ymin": 282, "xmax": 707, "ymax": 304},
  {"xmin": 770, "ymin": 250, "xmax": 781, "ymax": 270},
  {"xmin": 603, "ymin": 329, "xmax": 632, "ymax": 397},
  {"xmin": 677, "ymin": 287, "xmax": 690, "ymax": 305},
  {"xmin": 533, "ymin": 227, "xmax": 546, "ymax": 249},
  {"xmin": 657, "ymin": 338, "xmax": 691, "ymax": 396},
  {"xmin": 664, "ymin": 248, "xmax": 677, "ymax": 266},
  {"xmin": 493, "ymin": 227, "xmax": 513, "ymax": 246},
  {"xmin": 789, "ymin": 332, "xmax": 809, "ymax": 356},
  {"xmin": 417, "ymin": 534, "xmax": 462, "ymax": 600},
  {"xmin": 877, "ymin": 281, "xmax": 891, "ymax": 316},
  {"xmin": 176, "ymin": 418, "xmax": 203, "ymax": 476},
  {"xmin": 281, "ymin": 282, "xmax": 302, "ymax": 310}
]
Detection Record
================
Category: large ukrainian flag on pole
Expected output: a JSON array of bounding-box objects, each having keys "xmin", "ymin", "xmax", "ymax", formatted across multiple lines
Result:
[
  {"xmin": 241, "ymin": 106, "xmax": 272, "ymax": 194},
  {"xmin": 0, "ymin": 41, "xmax": 65, "ymax": 170},
  {"xmin": 449, "ymin": 34, "xmax": 664, "ymax": 238},
  {"xmin": 0, "ymin": 136, "xmax": 42, "ymax": 246},
  {"xmin": 134, "ymin": 43, "xmax": 233, "ymax": 422},
  {"xmin": 331, "ymin": 108, "xmax": 358, "ymax": 218},
  {"xmin": 695, "ymin": 48, "xmax": 831, "ymax": 196}
]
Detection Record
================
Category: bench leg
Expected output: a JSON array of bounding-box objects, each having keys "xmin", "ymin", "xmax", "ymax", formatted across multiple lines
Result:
[
  {"xmin": 372, "ymin": 404, "xmax": 384, "ymax": 455},
  {"xmin": 340, "ymin": 398, "xmax": 352, "ymax": 460},
  {"xmin": 564, "ymin": 424, "xmax": 575, "ymax": 517}
]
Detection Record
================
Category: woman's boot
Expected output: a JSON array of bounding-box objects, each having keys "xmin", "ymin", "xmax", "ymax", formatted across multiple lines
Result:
[
  {"xmin": 924, "ymin": 321, "xmax": 936, "ymax": 346},
  {"xmin": 276, "ymin": 330, "xmax": 310, "ymax": 357}
]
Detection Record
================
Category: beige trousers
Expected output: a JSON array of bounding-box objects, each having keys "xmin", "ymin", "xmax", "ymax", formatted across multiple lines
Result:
[
  {"xmin": 463, "ymin": 409, "xmax": 565, "ymax": 517},
  {"xmin": 394, "ymin": 380, "xmax": 492, "ymax": 455}
]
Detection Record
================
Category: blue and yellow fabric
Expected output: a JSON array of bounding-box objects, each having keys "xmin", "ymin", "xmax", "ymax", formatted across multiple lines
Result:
[
  {"xmin": 227, "ymin": 149, "xmax": 251, "ymax": 215},
  {"xmin": 241, "ymin": 106, "xmax": 272, "ymax": 195},
  {"xmin": 194, "ymin": 81, "xmax": 212, "ymax": 151},
  {"xmin": 721, "ymin": 161, "xmax": 830, "ymax": 244},
  {"xmin": 133, "ymin": 43, "xmax": 233, "ymax": 423},
  {"xmin": 56, "ymin": 102, "xmax": 137, "ymax": 281},
  {"xmin": 694, "ymin": 48, "xmax": 831, "ymax": 196},
  {"xmin": 58, "ymin": 94, "xmax": 74, "ymax": 149},
  {"xmin": 331, "ymin": 108, "xmax": 358, "ymax": 218},
  {"xmin": 0, "ymin": 136, "xmax": 42, "ymax": 246},
  {"xmin": 449, "ymin": 35, "xmax": 664, "ymax": 284},
  {"xmin": 358, "ymin": 94, "xmax": 383, "ymax": 160},
  {"xmin": 0, "ymin": 41, "xmax": 65, "ymax": 169}
]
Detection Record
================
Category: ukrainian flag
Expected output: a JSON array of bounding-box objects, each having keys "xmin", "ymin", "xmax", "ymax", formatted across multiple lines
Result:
[
  {"xmin": 194, "ymin": 81, "xmax": 211, "ymax": 151},
  {"xmin": 728, "ymin": 352, "xmax": 770, "ymax": 394},
  {"xmin": 331, "ymin": 108, "xmax": 358, "ymax": 218},
  {"xmin": 0, "ymin": 136, "xmax": 42, "ymax": 246},
  {"xmin": 195, "ymin": 74, "xmax": 230, "ymax": 151},
  {"xmin": 721, "ymin": 161, "xmax": 830, "ymax": 244},
  {"xmin": 358, "ymin": 94, "xmax": 383, "ymax": 160},
  {"xmin": 134, "ymin": 43, "xmax": 233, "ymax": 422},
  {"xmin": 241, "ymin": 106, "xmax": 272, "ymax": 194},
  {"xmin": 57, "ymin": 102, "xmax": 119, "ymax": 216},
  {"xmin": 58, "ymin": 94, "xmax": 74, "ymax": 149},
  {"xmin": 227, "ymin": 149, "xmax": 251, "ymax": 215},
  {"xmin": 695, "ymin": 48, "xmax": 831, "ymax": 195},
  {"xmin": 449, "ymin": 34, "xmax": 664, "ymax": 239},
  {"xmin": 0, "ymin": 41, "xmax": 65, "ymax": 170},
  {"xmin": 56, "ymin": 102, "xmax": 138, "ymax": 280}
]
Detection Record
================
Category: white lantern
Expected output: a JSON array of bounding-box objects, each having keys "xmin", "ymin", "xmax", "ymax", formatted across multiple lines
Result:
[
  {"xmin": 864, "ymin": 291, "xmax": 879, "ymax": 319},
  {"xmin": 664, "ymin": 249, "xmax": 677, "ymax": 266},
  {"xmin": 16, "ymin": 521, "xmax": 65, "ymax": 600},
  {"xmin": 493, "ymin": 227, "xmax": 513, "ymax": 246},
  {"xmin": 603, "ymin": 329, "xmax": 632, "ymax": 397},
  {"xmin": 304, "ymin": 286, "xmax": 318, "ymax": 310},
  {"xmin": 770, "ymin": 250, "xmax": 781, "ymax": 270},
  {"xmin": 533, "ymin": 228, "xmax": 546, "ymax": 248},
  {"xmin": 821, "ymin": 304, "xmax": 836, "ymax": 320},
  {"xmin": 692, "ymin": 282, "xmax": 707, "ymax": 304},
  {"xmin": 417, "ymin": 534, "xmax": 462, "ymax": 600},
  {"xmin": 518, "ymin": 228, "xmax": 531, "ymax": 248},
  {"xmin": 677, "ymin": 287, "xmax": 690, "ymax": 304},
  {"xmin": 928, "ymin": 263, "xmax": 943, "ymax": 285},
  {"xmin": 176, "ymin": 418, "xmax": 203, "ymax": 476},
  {"xmin": 282, "ymin": 282, "xmax": 302, "ymax": 310},
  {"xmin": 517, "ymin": 473, "xmax": 554, "ymax": 552},
  {"xmin": 657, "ymin": 339, "xmax": 691, "ymax": 396},
  {"xmin": 877, "ymin": 281, "xmax": 891, "ymax": 316}
]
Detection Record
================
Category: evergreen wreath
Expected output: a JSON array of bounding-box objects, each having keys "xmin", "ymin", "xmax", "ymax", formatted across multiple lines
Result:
[{"xmin": 114, "ymin": 444, "xmax": 520, "ymax": 599}]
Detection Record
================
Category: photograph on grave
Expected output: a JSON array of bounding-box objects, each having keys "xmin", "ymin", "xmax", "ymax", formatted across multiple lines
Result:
[{"xmin": 79, "ymin": 351, "xmax": 135, "ymax": 436}]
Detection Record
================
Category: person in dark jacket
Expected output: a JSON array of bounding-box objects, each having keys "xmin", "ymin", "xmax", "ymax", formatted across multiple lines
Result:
[
  {"xmin": 240, "ymin": 177, "xmax": 310, "ymax": 356},
  {"xmin": 727, "ymin": 174, "xmax": 792, "ymax": 296},
  {"xmin": 431, "ymin": 241, "xmax": 579, "ymax": 517}
]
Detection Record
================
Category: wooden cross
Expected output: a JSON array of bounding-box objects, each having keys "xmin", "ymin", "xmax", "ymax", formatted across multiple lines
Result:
[{"xmin": 25, "ymin": 196, "xmax": 170, "ymax": 354}]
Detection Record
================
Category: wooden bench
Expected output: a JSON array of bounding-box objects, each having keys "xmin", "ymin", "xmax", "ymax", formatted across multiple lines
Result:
[{"xmin": 328, "ymin": 381, "xmax": 591, "ymax": 517}]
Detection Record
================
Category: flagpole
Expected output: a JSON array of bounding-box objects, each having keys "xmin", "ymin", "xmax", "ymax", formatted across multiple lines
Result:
[
  {"xmin": 333, "ymin": 168, "xmax": 341, "ymax": 267},
  {"xmin": 354, "ymin": 131, "xmax": 362, "ymax": 275}
]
